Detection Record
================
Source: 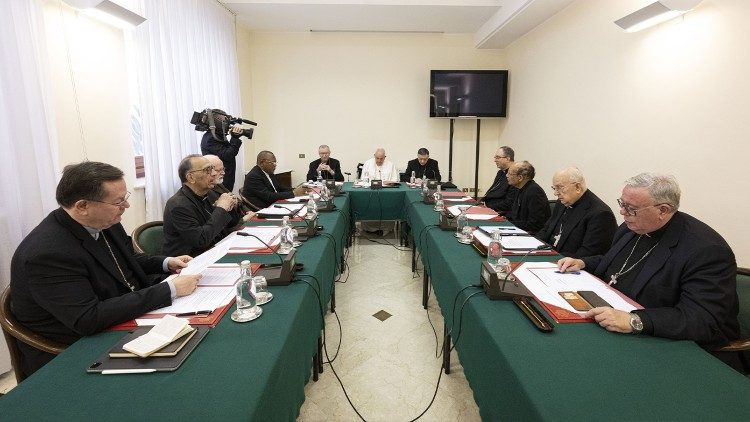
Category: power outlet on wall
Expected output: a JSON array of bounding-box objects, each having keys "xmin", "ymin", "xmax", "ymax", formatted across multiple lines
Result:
[{"xmin": 298, "ymin": 154, "xmax": 305, "ymax": 158}]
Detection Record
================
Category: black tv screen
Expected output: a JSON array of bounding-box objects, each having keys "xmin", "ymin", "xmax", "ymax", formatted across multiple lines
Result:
[{"xmin": 429, "ymin": 70, "xmax": 508, "ymax": 118}]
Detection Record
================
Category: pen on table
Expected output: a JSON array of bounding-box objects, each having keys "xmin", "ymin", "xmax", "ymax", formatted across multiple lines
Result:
[
  {"xmin": 237, "ymin": 232, "xmax": 250, "ymax": 236},
  {"xmin": 175, "ymin": 310, "xmax": 213, "ymax": 317},
  {"xmin": 101, "ymin": 369, "xmax": 157, "ymax": 375},
  {"xmin": 554, "ymin": 270, "xmax": 581, "ymax": 275}
]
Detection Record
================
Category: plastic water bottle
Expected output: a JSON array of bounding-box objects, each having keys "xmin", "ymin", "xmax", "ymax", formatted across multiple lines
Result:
[
  {"xmin": 456, "ymin": 206, "xmax": 469, "ymax": 240},
  {"xmin": 487, "ymin": 231, "xmax": 510, "ymax": 272},
  {"xmin": 232, "ymin": 260, "xmax": 260, "ymax": 322},
  {"xmin": 306, "ymin": 197, "xmax": 318, "ymax": 220},
  {"xmin": 410, "ymin": 171, "xmax": 416, "ymax": 185},
  {"xmin": 421, "ymin": 178, "xmax": 429, "ymax": 198},
  {"xmin": 317, "ymin": 170, "xmax": 323, "ymax": 185},
  {"xmin": 433, "ymin": 184, "xmax": 443, "ymax": 211},
  {"xmin": 279, "ymin": 216, "xmax": 293, "ymax": 254}
]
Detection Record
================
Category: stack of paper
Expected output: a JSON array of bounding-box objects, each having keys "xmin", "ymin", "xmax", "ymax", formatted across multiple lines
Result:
[
  {"xmin": 447, "ymin": 205, "xmax": 498, "ymax": 220},
  {"xmin": 257, "ymin": 203, "xmax": 306, "ymax": 217},
  {"xmin": 228, "ymin": 226, "xmax": 282, "ymax": 253},
  {"xmin": 478, "ymin": 226, "xmax": 528, "ymax": 236},
  {"xmin": 123, "ymin": 315, "xmax": 194, "ymax": 358},
  {"xmin": 473, "ymin": 230, "xmax": 547, "ymax": 251}
]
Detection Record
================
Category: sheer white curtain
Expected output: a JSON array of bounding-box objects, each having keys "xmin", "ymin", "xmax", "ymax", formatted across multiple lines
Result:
[
  {"xmin": 133, "ymin": 0, "xmax": 243, "ymax": 220},
  {"xmin": 0, "ymin": 0, "xmax": 60, "ymax": 373}
]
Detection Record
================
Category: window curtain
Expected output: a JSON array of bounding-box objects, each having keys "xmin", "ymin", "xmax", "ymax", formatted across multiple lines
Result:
[
  {"xmin": 0, "ymin": 0, "xmax": 60, "ymax": 374},
  {"xmin": 133, "ymin": 0, "xmax": 243, "ymax": 220}
]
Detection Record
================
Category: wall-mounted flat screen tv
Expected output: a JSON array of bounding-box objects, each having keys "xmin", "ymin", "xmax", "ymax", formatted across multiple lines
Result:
[{"xmin": 429, "ymin": 70, "xmax": 508, "ymax": 118}]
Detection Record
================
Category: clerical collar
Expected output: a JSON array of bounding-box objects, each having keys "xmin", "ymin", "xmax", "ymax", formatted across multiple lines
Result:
[
  {"xmin": 643, "ymin": 217, "xmax": 672, "ymax": 240},
  {"xmin": 84, "ymin": 225, "xmax": 100, "ymax": 239}
]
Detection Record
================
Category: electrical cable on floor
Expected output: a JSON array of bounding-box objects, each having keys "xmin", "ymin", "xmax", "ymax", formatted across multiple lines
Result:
[
  {"xmin": 296, "ymin": 277, "xmax": 368, "ymax": 422},
  {"xmin": 449, "ymin": 291, "xmax": 484, "ymax": 353}
]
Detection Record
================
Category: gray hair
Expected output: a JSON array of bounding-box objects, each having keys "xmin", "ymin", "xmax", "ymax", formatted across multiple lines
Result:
[
  {"xmin": 318, "ymin": 145, "xmax": 330, "ymax": 151},
  {"xmin": 624, "ymin": 172, "xmax": 680, "ymax": 210}
]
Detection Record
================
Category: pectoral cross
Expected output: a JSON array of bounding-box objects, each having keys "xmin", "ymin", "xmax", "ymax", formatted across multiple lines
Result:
[
  {"xmin": 553, "ymin": 233, "xmax": 561, "ymax": 247},
  {"xmin": 609, "ymin": 273, "xmax": 618, "ymax": 285}
]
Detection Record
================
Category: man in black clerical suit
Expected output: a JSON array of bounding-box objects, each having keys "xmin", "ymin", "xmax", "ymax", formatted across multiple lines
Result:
[
  {"xmin": 243, "ymin": 150, "xmax": 309, "ymax": 209},
  {"xmin": 505, "ymin": 161, "xmax": 550, "ymax": 233},
  {"xmin": 403, "ymin": 147, "xmax": 441, "ymax": 182},
  {"xmin": 480, "ymin": 146, "xmax": 516, "ymax": 214},
  {"xmin": 558, "ymin": 173, "xmax": 741, "ymax": 371},
  {"xmin": 163, "ymin": 155, "xmax": 244, "ymax": 257},
  {"xmin": 536, "ymin": 167, "xmax": 616, "ymax": 258},
  {"xmin": 306, "ymin": 144, "xmax": 344, "ymax": 181},
  {"xmin": 10, "ymin": 162, "xmax": 201, "ymax": 378},
  {"xmin": 205, "ymin": 154, "xmax": 256, "ymax": 218}
]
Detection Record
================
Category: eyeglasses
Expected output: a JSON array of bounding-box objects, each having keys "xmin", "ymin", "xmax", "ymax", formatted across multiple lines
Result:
[
  {"xmin": 263, "ymin": 160, "xmax": 277, "ymax": 165},
  {"xmin": 494, "ymin": 155, "xmax": 508, "ymax": 159},
  {"xmin": 506, "ymin": 172, "xmax": 518, "ymax": 177},
  {"xmin": 91, "ymin": 191, "xmax": 131, "ymax": 208},
  {"xmin": 551, "ymin": 184, "xmax": 573, "ymax": 193},
  {"xmin": 189, "ymin": 165, "xmax": 215, "ymax": 175},
  {"xmin": 617, "ymin": 198, "xmax": 667, "ymax": 216}
]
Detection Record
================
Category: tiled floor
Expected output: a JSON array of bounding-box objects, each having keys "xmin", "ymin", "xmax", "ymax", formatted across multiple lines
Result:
[
  {"xmin": 0, "ymin": 369, "xmax": 16, "ymax": 394},
  {"xmin": 297, "ymin": 233, "xmax": 481, "ymax": 421}
]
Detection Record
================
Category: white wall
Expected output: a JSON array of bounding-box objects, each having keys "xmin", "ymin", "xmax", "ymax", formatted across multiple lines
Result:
[
  {"xmin": 43, "ymin": 1, "xmax": 143, "ymax": 233},
  {"xmin": 238, "ymin": 32, "xmax": 507, "ymax": 191},
  {"xmin": 500, "ymin": 0, "xmax": 750, "ymax": 265}
]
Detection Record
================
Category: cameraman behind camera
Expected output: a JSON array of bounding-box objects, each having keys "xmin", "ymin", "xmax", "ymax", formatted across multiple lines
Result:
[{"xmin": 197, "ymin": 108, "xmax": 252, "ymax": 191}]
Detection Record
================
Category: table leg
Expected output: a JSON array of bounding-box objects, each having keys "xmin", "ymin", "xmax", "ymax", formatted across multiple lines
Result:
[
  {"xmin": 330, "ymin": 283, "xmax": 336, "ymax": 313},
  {"xmin": 422, "ymin": 271, "xmax": 429, "ymax": 309},
  {"xmin": 312, "ymin": 354, "xmax": 319, "ymax": 381},
  {"xmin": 443, "ymin": 330, "xmax": 452, "ymax": 375},
  {"xmin": 317, "ymin": 336, "xmax": 324, "ymax": 374}
]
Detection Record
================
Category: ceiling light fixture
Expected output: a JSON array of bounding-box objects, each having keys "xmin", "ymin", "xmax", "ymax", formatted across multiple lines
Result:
[
  {"xmin": 614, "ymin": 0, "xmax": 701, "ymax": 33},
  {"xmin": 63, "ymin": 0, "xmax": 146, "ymax": 28}
]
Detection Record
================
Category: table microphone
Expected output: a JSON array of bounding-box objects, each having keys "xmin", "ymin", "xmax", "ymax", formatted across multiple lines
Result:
[
  {"xmin": 500, "ymin": 243, "xmax": 553, "ymax": 291},
  {"xmin": 235, "ymin": 231, "xmax": 284, "ymax": 265},
  {"xmin": 273, "ymin": 204, "xmax": 299, "ymax": 216}
]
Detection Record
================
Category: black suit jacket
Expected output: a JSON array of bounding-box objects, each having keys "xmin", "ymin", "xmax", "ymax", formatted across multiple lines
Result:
[
  {"xmin": 482, "ymin": 169, "xmax": 516, "ymax": 213},
  {"xmin": 10, "ymin": 208, "xmax": 172, "ymax": 376},
  {"xmin": 582, "ymin": 212, "xmax": 739, "ymax": 348},
  {"xmin": 535, "ymin": 190, "xmax": 616, "ymax": 258},
  {"xmin": 200, "ymin": 131, "xmax": 242, "ymax": 191},
  {"xmin": 162, "ymin": 185, "xmax": 242, "ymax": 257},
  {"xmin": 403, "ymin": 158, "xmax": 441, "ymax": 182},
  {"xmin": 506, "ymin": 180, "xmax": 550, "ymax": 233},
  {"xmin": 306, "ymin": 158, "xmax": 344, "ymax": 181},
  {"xmin": 242, "ymin": 165, "xmax": 294, "ymax": 209}
]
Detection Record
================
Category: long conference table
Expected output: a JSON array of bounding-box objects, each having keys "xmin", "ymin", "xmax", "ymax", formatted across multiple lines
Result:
[{"xmin": 1, "ymin": 183, "xmax": 749, "ymax": 421}]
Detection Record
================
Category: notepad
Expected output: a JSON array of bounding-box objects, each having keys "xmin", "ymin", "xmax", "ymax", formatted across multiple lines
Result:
[
  {"xmin": 109, "ymin": 327, "xmax": 197, "ymax": 358},
  {"xmin": 122, "ymin": 315, "xmax": 193, "ymax": 358}
]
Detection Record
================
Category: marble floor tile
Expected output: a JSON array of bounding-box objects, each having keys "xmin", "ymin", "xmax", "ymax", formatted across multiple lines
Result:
[{"xmin": 298, "ymin": 235, "xmax": 481, "ymax": 421}]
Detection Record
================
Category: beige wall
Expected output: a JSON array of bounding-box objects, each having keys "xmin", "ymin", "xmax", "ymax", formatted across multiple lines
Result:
[
  {"xmin": 238, "ymin": 32, "xmax": 506, "ymax": 191},
  {"xmin": 500, "ymin": 0, "xmax": 750, "ymax": 265},
  {"xmin": 43, "ymin": 2, "xmax": 144, "ymax": 234}
]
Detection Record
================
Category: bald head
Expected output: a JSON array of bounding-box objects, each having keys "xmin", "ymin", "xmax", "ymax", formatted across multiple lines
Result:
[{"xmin": 257, "ymin": 150, "xmax": 277, "ymax": 174}]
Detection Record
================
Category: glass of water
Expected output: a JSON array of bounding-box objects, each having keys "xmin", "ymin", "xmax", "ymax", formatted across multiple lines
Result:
[
  {"xmin": 232, "ymin": 274, "xmax": 262, "ymax": 322},
  {"xmin": 254, "ymin": 275, "xmax": 272, "ymax": 305}
]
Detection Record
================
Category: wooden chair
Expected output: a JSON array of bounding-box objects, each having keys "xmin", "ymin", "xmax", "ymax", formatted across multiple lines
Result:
[
  {"xmin": 0, "ymin": 286, "xmax": 66, "ymax": 383},
  {"xmin": 238, "ymin": 188, "xmax": 262, "ymax": 212},
  {"xmin": 132, "ymin": 221, "xmax": 164, "ymax": 255},
  {"xmin": 718, "ymin": 267, "xmax": 750, "ymax": 373}
]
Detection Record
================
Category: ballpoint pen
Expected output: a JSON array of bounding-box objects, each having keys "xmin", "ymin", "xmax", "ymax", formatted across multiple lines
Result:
[{"xmin": 175, "ymin": 310, "xmax": 213, "ymax": 317}]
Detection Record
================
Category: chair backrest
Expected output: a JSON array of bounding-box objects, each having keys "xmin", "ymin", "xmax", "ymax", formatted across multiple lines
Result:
[
  {"xmin": 0, "ymin": 286, "xmax": 66, "ymax": 383},
  {"xmin": 238, "ymin": 188, "xmax": 262, "ymax": 212},
  {"xmin": 548, "ymin": 199, "xmax": 557, "ymax": 215},
  {"xmin": 132, "ymin": 221, "xmax": 164, "ymax": 255},
  {"xmin": 356, "ymin": 163, "xmax": 364, "ymax": 179},
  {"xmin": 736, "ymin": 267, "xmax": 750, "ymax": 339}
]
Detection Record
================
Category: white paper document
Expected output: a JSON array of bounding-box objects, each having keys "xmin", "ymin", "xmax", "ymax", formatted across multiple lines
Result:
[
  {"xmin": 479, "ymin": 226, "xmax": 528, "ymax": 236},
  {"xmin": 257, "ymin": 203, "xmax": 305, "ymax": 216},
  {"xmin": 513, "ymin": 262, "xmax": 639, "ymax": 314},
  {"xmin": 447, "ymin": 205, "xmax": 497, "ymax": 220},
  {"xmin": 224, "ymin": 226, "xmax": 282, "ymax": 252},
  {"xmin": 198, "ymin": 266, "xmax": 241, "ymax": 286},
  {"xmin": 443, "ymin": 196, "xmax": 474, "ymax": 202},
  {"xmin": 148, "ymin": 286, "xmax": 235, "ymax": 315}
]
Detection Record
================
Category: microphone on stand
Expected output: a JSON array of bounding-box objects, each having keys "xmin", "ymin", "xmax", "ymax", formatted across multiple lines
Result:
[
  {"xmin": 500, "ymin": 243, "xmax": 553, "ymax": 292},
  {"xmin": 235, "ymin": 231, "xmax": 298, "ymax": 285},
  {"xmin": 273, "ymin": 204, "xmax": 299, "ymax": 216}
]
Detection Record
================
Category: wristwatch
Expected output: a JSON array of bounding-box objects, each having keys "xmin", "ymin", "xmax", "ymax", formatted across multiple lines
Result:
[{"xmin": 629, "ymin": 312, "xmax": 644, "ymax": 334}]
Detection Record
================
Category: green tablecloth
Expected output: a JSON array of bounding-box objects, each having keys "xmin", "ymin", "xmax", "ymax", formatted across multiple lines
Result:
[
  {"xmin": 405, "ymin": 189, "xmax": 750, "ymax": 420},
  {"xmin": 0, "ymin": 195, "xmax": 351, "ymax": 421}
]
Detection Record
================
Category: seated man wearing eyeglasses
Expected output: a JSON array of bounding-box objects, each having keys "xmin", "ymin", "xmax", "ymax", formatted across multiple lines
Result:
[
  {"xmin": 163, "ymin": 154, "xmax": 243, "ymax": 257},
  {"xmin": 558, "ymin": 173, "xmax": 741, "ymax": 371},
  {"xmin": 480, "ymin": 146, "xmax": 516, "ymax": 214},
  {"xmin": 535, "ymin": 167, "xmax": 616, "ymax": 258},
  {"xmin": 242, "ymin": 150, "xmax": 309, "ymax": 209},
  {"xmin": 11, "ymin": 162, "xmax": 201, "ymax": 378}
]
